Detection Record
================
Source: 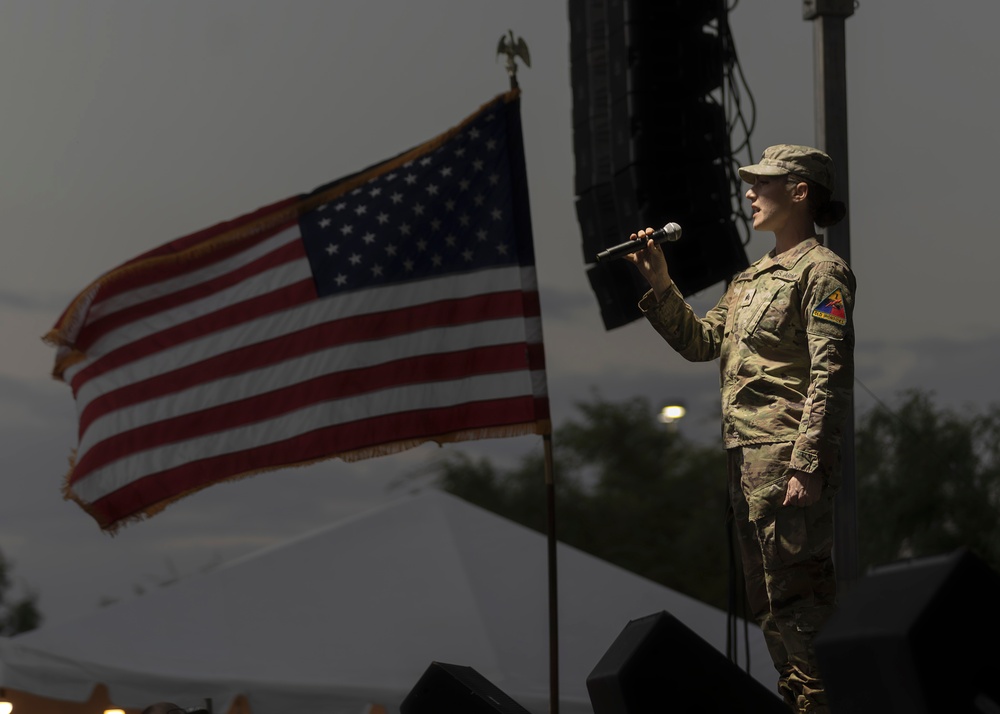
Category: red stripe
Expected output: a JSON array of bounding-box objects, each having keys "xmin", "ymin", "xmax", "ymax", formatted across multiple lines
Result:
[
  {"xmin": 533, "ymin": 396, "xmax": 551, "ymax": 422},
  {"xmin": 84, "ymin": 396, "xmax": 542, "ymax": 529},
  {"xmin": 78, "ymin": 238, "xmax": 305, "ymax": 352},
  {"xmin": 70, "ymin": 278, "xmax": 319, "ymax": 395},
  {"xmin": 92, "ymin": 203, "xmax": 301, "ymax": 304},
  {"xmin": 72, "ymin": 344, "xmax": 533, "ymax": 479},
  {"xmin": 520, "ymin": 289, "xmax": 541, "ymax": 317},
  {"xmin": 526, "ymin": 342, "xmax": 546, "ymax": 372},
  {"xmin": 51, "ymin": 198, "xmax": 301, "ymax": 332},
  {"xmin": 76, "ymin": 289, "xmax": 540, "ymax": 430}
]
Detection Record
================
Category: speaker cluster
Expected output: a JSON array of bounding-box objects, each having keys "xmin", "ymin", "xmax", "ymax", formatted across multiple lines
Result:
[
  {"xmin": 569, "ymin": 0, "xmax": 749, "ymax": 329},
  {"xmin": 400, "ymin": 548, "xmax": 1000, "ymax": 713}
]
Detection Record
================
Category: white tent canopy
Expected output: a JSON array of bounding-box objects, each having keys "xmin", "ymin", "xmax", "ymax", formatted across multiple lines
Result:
[{"xmin": 0, "ymin": 490, "xmax": 774, "ymax": 713}]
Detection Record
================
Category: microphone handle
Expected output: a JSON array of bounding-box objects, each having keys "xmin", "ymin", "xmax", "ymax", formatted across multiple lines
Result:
[{"xmin": 594, "ymin": 223, "xmax": 682, "ymax": 263}]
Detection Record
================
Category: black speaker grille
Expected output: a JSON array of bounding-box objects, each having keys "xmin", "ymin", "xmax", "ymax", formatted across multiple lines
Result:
[
  {"xmin": 570, "ymin": 0, "xmax": 750, "ymax": 329},
  {"xmin": 401, "ymin": 661, "xmax": 533, "ymax": 714},
  {"xmin": 815, "ymin": 548, "xmax": 1000, "ymax": 713},
  {"xmin": 587, "ymin": 611, "xmax": 786, "ymax": 713}
]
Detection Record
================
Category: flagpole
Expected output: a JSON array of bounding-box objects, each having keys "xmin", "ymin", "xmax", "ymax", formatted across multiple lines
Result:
[
  {"xmin": 542, "ymin": 434, "xmax": 560, "ymax": 714},
  {"xmin": 498, "ymin": 31, "xmax": 559, "ymax": 714}
]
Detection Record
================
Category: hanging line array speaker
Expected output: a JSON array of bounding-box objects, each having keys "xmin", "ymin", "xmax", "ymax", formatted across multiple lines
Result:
[{"xmin": 570, "ymin": 0, "xmax": 749, "ymax": 329}]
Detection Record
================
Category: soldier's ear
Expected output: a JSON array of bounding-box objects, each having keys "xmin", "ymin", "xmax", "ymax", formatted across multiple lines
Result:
[{"xmin": 790, "ymin": 180, "xmax": 809, "ymax": 203}]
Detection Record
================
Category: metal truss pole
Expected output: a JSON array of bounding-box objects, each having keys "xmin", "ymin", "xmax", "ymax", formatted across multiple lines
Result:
[{"xmin": 804, "ymin": 0, "xmax": 859, "ymax": 596}]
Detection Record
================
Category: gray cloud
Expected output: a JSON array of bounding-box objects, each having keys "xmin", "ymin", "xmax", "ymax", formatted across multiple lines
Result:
[{"xmin": 0, "ymin": 289, "xmax": 72, "ymax": 313}]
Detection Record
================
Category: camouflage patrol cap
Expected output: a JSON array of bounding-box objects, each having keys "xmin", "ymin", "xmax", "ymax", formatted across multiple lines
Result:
[{"xmin": 738, "ymin": 144, "xmax": 835, "ymax": 192}]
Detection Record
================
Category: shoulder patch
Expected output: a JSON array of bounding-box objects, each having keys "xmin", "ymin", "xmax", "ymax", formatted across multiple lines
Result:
[{"xmin": 812, "ymin": 289, "xmax": 847, "ymax": 326}]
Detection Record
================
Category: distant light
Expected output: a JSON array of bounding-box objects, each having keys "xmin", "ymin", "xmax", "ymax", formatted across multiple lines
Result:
[
  {"xmin": 658, "ymin": 404, "xmax": 687, "ymax": 423},
  {"xmin": 104, "ymin": 709, "xmax": 126, "ymax": 714},
  {"xmin": 0, "ymin": 702, "xmax": 12, "ymax": 714}
]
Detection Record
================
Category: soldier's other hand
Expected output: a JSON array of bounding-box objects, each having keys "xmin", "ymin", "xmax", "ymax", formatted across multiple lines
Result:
[{"xmin": 783, "ymin": 470, "xmax": 823, "ymax": 507}]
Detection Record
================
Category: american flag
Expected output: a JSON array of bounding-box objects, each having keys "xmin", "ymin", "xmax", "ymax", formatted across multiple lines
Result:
[{"xmin": 46, "ymin": 90, "xmax": 549, "ymax": 532}]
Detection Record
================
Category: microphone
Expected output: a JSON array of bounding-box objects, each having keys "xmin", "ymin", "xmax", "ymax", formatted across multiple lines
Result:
[{"xmin": 595, "ymin": 223, "xmax": 682, "ymax": 263}]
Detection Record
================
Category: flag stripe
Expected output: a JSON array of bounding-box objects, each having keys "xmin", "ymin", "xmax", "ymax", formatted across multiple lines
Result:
[
  {"xmin": 83, "ymin": 396, "xmax": 541, "ymax": 525},
  {"xmin": 77, "ymin": 310, "xmax": 541, "ymax": 455},
  {"xmin": 86, "ymin": 200, "xmax": 302, "ymax": 309},
  {"xmin": 71, "ymin": 371, "xmax": 544, "ymax": 502},
  {"xmin": 80, "ymin": 292, "xmax": 538, "ymax": 434},
  {"xmin": 78, "ymin": 229, "xmax": 303, "ymax": 350},
  {"xmin": 67, "ymin": 236, "xmax": 312, "ymax": 384},
  {"xmin": 70, "ymin": 266, "xmax": 532, "ymax": 413},
  {"xmin": 48, "ymin": 197, "xmax": 302, "ymax": 340},
  {"xmin": 71, "ymin": 277, "xmax": 318, "ymax": 391},
  {"xmin": 65, "ymin": 226, "xmax": 307, "ymax": 384},
  {"xmin": 74, "ymin": 343, "xmax": 536, "ymax": 476}
]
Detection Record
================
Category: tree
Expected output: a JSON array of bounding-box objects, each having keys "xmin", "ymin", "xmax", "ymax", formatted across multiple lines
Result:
[
  {"xmin": 856, "ymin": 389, "xmax": 1000, "ymax": 573},
  {"xmin": 430, "ymin": 389, "xmax": 1000, "ymax": 612},
  {"xmin": 0, "ymin": 549, "xmax": 42, "ymax": 635},
  {"xmin": 431, "ymin": 393, "xmax": 734, "ymax": 609}
]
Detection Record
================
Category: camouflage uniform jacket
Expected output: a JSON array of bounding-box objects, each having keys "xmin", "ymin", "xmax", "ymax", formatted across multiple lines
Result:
[{"xmin": 639, "ymin": 237, "xmax": 856, "ymax": 474}]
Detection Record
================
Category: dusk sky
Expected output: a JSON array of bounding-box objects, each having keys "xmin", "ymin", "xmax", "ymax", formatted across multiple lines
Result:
[{"xmin": 3, "ymin": 1, "xmax": 1000, "ymax": 628}]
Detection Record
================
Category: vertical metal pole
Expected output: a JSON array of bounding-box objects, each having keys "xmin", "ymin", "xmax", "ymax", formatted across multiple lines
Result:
[
  {"xmin": 804, "ymin": 0, "xmax": 859, "ymax": 596},
  {"xmin": 543, "ymin": 434, "xmax": 559, "ymax": 714},
  {"xmin": 498, "ymin": 38, "xmax": 554, "ymax": 710}
]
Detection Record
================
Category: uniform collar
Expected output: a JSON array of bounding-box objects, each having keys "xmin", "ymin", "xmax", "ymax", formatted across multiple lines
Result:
[{"xmin": 760, "ymin": 237, "xmax": 821, "ymax": 271}]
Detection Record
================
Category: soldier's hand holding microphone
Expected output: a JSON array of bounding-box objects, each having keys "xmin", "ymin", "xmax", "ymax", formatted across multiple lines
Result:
[{"xmin": 624, "ymin": 226, "xmax": 675, "ymax": 300}]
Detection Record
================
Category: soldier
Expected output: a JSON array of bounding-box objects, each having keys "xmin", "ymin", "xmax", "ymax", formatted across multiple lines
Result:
[{"xmin": 625, "ymin": 145, "xmax": 855, "ymax": 713}]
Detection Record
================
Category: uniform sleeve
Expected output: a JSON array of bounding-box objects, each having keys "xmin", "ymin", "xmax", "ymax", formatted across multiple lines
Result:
[
  {"xmin": 790, "ymin": 261, "xmax": 856, "ymax": 473},
  {"xmin": 639, "ymin": 282, "xmax": 730, "ymax": 362}
]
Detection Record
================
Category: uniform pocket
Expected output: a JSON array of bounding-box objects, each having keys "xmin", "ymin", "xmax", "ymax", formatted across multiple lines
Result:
[
  {"xmin": 751, "ymin": 298, "xmax": 787, "ymax": 348},
  {"xmin": 746, "ymin": 472, "xmax": 787, "ymax": 521},
  {"xmin": 738, "ymin": 291, "xmax": 773, "ymax": 341},
  {"xmin": 742, "ymin": 274, "xmax": 798, "ymax": 348},
  {"xmin": 774, "ymin": 505, "xmax": 808, "ymax": 565},
  {"xmin": 755, "ymin": 503, "xmax": 809, "ymax": 571}
]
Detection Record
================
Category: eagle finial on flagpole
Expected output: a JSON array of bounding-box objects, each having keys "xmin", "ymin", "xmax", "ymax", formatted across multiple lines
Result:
[{"xmin": 497, "ymin": 29, "xmax": 530, "ymax": 89}]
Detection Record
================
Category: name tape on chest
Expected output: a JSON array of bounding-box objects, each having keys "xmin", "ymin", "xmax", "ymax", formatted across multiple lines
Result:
[{"xmin": 812, "ymin": 288, "xmax": 847, "ymax": 326}]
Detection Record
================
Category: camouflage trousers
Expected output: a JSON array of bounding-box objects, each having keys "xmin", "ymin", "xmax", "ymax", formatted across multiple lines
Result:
[{"xmin": 728, "ymin": 442, "xmax": 839, "ymax": 714}]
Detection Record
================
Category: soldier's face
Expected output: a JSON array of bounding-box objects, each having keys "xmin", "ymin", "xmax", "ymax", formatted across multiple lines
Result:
[{"xmin": 746, "ymin": 176, "xmax": 795, "ymax": 232}]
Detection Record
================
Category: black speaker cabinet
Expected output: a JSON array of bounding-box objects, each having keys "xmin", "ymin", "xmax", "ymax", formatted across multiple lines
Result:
[
  {"xmin": 401, "ymin": 661, "xmax": 532, "ymax": 714},
  {"xmin": 815, "ymin": 548, "xmax": 1000, "ymax": 713},
  {"xmin": 586, "ymin": 610, "xmax": 786, "ymax": 713}
]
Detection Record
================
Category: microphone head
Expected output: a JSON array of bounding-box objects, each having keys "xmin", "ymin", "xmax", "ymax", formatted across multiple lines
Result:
[{"xmin": 661, "ymin": 222, "xmax": 682, "ymax": 241}]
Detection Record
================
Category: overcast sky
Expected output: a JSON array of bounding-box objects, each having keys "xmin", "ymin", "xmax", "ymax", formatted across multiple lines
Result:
[{"xmin": 3, "ymin": 1, "xmax": 1000, "ymax": 627}]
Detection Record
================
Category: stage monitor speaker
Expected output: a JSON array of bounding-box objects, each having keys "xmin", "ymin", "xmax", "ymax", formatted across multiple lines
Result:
[
  {"xmin": 814, "ymin": 547, "xmax": 1000, "ymax": 714},
  {"xmin": 586, "ymin": 611, "xmax": 787, "ymax": 713},
  {"xmin": 400, "ymin": 661, "xmax": 532, "ymax": 714}
]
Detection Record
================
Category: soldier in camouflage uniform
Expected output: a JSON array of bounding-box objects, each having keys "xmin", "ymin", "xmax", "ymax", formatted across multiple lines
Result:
[{"xmin": 625, "ymin": 145, "xmax": 855, "ymax": 713}]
